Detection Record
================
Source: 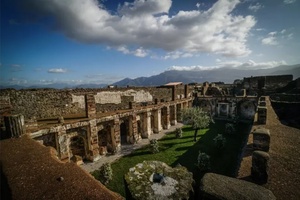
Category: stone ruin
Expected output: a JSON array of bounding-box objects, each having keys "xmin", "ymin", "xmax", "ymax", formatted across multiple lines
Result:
[{"xmin": 124, "ymin": 160, "xmax": 194, "ymax": 200}]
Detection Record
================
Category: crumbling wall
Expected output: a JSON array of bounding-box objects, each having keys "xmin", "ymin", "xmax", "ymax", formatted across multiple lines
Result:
[{"xmin": 0, "ymin": 87, "xmax": 173, "ymax": 120}]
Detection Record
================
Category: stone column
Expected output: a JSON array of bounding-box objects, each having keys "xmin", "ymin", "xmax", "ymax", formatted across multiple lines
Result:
[
  {"xmin": 129, "ymin": 114, "xmax": 138, "ymax": 143},
  {"xmin": 153, "ymin": 109, "xmax": 162, "ymax": 133},
  {"xmin": 111, "ymin": 118, "xmax": 121, "ymax": 153},
  {"xmin": 184, "ymin": 84, "xmax": 188, "ymax": 98},
  {"xmin": 85, "ymin": 94, "xmax": 96, "ymax": 118},
  {"xmin": 3, "ymin": 114, "xmax": 26, "ymax": 138},
  {"xmin": 56, "ymin": 129, "xmax": 70, "ymax": 162},
  {"xmin": 177, "ymin": 103, "xmax": 183, "ymax": 122},
  {"xmin": 87, "ymin": 119, "xmax": 100, "ymax": 161},
  {"xmin": 142, "ymin": 111, "xmax": 152, "ymax": 138},
  {"xmin": 170, "ymin": 105, "xmax": 177, "ymax": 125},
  {"xmin": 253, "ymin": 128, "xmax": 270, "ymax": 152},
  {"xmin": 172, "ymin": 86, "xmax": 176, "ymax": 101},
  {"xmin": 251, "ymin": 150, "xmax": 270, "ymax": 184},
  {"xmin": 162, "ymin": 106, "xmax": 171, "ymax": 130},
  {"xmin": 257, "ymin": 106, "xmax": 267, "ymax": 124}
]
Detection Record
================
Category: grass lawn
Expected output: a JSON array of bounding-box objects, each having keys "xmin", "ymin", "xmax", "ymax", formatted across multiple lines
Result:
[{"xmin": 92, "ymin": 121, "xmax": 252, "ymax": 198}]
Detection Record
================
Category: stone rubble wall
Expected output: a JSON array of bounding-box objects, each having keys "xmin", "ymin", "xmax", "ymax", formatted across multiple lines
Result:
[{"xmin": 0, "ymin": 87, "xmax": 173, "ymax": 121}]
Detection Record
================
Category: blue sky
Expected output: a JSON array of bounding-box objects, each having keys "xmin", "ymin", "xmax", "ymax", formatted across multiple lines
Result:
[{"xmin": 1, "ymin": 0, "xmax": 300, "ymax": 86}]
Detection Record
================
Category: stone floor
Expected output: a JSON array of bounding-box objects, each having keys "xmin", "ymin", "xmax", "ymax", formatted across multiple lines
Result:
[{"xmin": 81, "ymin": 123, "xmax": 183, "ymax": 172}]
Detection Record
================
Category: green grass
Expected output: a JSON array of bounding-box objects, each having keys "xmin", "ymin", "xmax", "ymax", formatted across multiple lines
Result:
[{"xmin": 92, "ymin": 121, "xmax": 252, "ymax": 198}]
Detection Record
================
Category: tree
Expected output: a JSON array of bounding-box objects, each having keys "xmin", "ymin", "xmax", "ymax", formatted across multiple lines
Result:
[{"xmin": 181, "ymin": 107, "xmax": 211, "ymax": 141}]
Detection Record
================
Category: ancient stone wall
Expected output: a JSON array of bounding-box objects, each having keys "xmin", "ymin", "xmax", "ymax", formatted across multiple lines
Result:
[{"xmin": 0, "ymin": 87, "xmax": 173, "ymax": 121}]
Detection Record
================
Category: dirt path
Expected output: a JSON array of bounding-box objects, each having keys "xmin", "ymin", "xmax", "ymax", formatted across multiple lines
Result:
[
  {"xmin": 238, "ymin": 97, "xmax": 300, "ymax": 200},
  {"xmin": 81, "ymin": 123, "xmax": 183, "ymax": 172}
]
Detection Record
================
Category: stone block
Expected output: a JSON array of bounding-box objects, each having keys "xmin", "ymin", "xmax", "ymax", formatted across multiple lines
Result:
[
  {"xmin": 200, "ymin": 173, "xmax": 275, "ymax": 200},
  {"xmin": 251, "ymin": 151, "xmax": 270, "ymax": 184},
  {"xmin": 71, "ymin": 155, "xmax": 83, "ymax": 165},
  {"xmin": 257, "ymin": 106, "xmax": 267, "ymax": 125},
  {"xmin": 259, "ymin": 101, "xmax": 266, "ymax": 107},
  {"xmin": 259, "ymin": 96, "xmax": 266, "ymax": 102},
  {"xmin": 253, "ymin": 128, "xmax": 270, "ymax": 152},
  {"xmin": 99, "ymin": 146, "xmax": 107, "ymax": 155}
]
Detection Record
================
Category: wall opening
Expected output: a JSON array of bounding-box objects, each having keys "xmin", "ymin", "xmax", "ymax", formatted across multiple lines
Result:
[{"xmin": 70, "ymin": 136, "xmax": 86, "ymax": 159}]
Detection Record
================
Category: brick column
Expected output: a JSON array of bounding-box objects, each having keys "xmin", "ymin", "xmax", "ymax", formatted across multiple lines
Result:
[
  {"xmin": 170, "ymin": 105, "xmax": 177, "ymax": 125},
  {"xmin": 111, "ymin": 118, "xmax": 121, "ymax": 153},
  {"xmin": 177, "ymin": 103, "xmax": 183, "ymax": 122},
  {"xmin": 184, "ymin": 84, "xmax": 188, "ymax": 98},
  {"xmin": 162, "ymin": 106, "xmax": 170, "ymax": 129},
  {"xmin": 153, "ymin": 109, "xmax": 162, "ymax": 133},
  {"xmin": 85, "ymin": 94, "xmax": 96, "ymax": 118},
  {"xmin": 87, "ymin": 119, "xmax": 100, "ymax": 161},
  {"xmin": 142, "ymin": 111, "xmax": 152, "ymax": 138},
  {"xmin": 129, "ymin": 114, "xmax": 138, "ymax": 143}
]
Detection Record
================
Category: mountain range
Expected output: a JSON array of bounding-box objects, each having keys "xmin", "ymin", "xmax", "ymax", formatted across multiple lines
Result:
[
  {"xmin": 1, "ymin": 64, "xmax": 299, "ymax": 89},
  {"xmin": 113, "ymin": 64, "xmax": 300, "ymax": 86}
]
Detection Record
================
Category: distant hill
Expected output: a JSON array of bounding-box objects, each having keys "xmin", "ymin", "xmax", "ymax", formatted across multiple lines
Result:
[
  {"xmin": 1, "ymin": 64, "xmax": 299, "ymax": 89},
  {"xmin": 113, "ymin": 64, "xmax": 300, "ymax": 86}
]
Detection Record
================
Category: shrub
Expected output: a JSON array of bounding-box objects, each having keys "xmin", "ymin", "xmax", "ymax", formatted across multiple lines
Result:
[
  {"xmin": 150, "ymin": 139, "xmax": 159, "ymax": 154},
  {"xmin": 197, "ymin": 151, "xmax": 211, "ymax": 171},
  {"xmin": 175, "ymin": 128, "xmax": 183, "ymax": 138},
  {"xmin": 94, "ymin": 163, "xmax": 113, "ymax": 185},
  {"xmin": 225, "ymin": 123, "xmax": 236, "ymax": 135},
  {"xmin": 213, "ymin": 134, "xmax": 226, "ymax": 150}
]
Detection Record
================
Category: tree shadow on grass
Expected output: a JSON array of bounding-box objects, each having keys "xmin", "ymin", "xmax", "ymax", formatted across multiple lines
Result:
[{"xmin": 172, "ymin": 120, "xmax": 252, "ymax": 199}]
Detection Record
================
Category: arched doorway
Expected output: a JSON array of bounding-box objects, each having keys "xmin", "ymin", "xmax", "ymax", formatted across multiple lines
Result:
[{"xmin": 69, "ymin": 136, "xmax": 86, "ymax": 159}]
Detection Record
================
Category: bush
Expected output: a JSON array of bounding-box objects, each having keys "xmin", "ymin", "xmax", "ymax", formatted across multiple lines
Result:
[
  {"xmin": 175, "ymin": 128, "xmax": 183, "ymax": 138},
  {"xmin": 93, "ymin": 163, "xmax": 113, "ymax": 185},
  {"xmin": 150, "ymin": 139, "xmax": 159, "ymax": 154},
  {"xmin": 213, "ymin": 134, "xmax": 226, "ymax": 150},
  {"xmin": 225, "ymin": 123, "xmax": 236, "ymax": 135},
  {"xmin": 197, "ymin": 151, "xmax": 211, "ymax": 171}
]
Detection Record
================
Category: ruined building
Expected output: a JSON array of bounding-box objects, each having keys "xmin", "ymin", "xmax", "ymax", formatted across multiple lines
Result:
[{"xmin": 0, "ymin": 84, "xmax": 193, "ymax": 163}]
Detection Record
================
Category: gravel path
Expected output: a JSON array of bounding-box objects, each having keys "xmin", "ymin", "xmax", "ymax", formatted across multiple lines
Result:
[
  {"xmin": 238, "ymin": 97, "xmax": 300, "ymax": 200},
  {"xmin": 81, "ymin": 123, "xmax": 183, "ymax": 172}
]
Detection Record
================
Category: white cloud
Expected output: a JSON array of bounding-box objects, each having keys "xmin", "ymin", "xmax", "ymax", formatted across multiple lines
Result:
[
  {"xmin": 116, "ymin": 46, "xmax": 148, "ymax": 57},
  {"xmin": 284, "ymin": 0, "xmax": 296, "ymax": 4},
  {"xmin": 261, "ymin": 32, "xmax": 278, "ymax": 45},
  {"xmin": 196, "ymin": 3, "xmax": 201, "ymax": 8},
  {"xmin": 248, "ymin": 3, "xmax": 263, "ymax": 12},
  {"xmin": 167, "ymin": 60, "xmax": 287, "ymax": 71},
  {"xmin": 48, "ymin": 68, "xmax": 68, "ymax": 73},
  {"xmin": 216, "ymin": 60, "xmax": 287, "ymax": 69},
  {"xmin": 24, "ymin": 0, "xmax": 256, "ymax": 58}
]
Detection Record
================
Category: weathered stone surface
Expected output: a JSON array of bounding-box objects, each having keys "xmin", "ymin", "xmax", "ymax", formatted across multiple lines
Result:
[
  {"xmin": 71, "ymin": 155, "xmax": 83, "ymax": 165},
  {"xmin": 200, "ymin": 173, "xmax": 276, "ymax": 200},
  {"xmin": 251, "ymin": 151, "xmax": 270, "ymax": 184},
  {"xmin": 124, "ymin": 160, "xmax": 194, "ymax": 200},
  {"xmin": 253, "ymin": 128, "xmax": 270, "ymax": 152},
  {"xmin": 257, "ymin": 106, "xmax": 267, "ymax": 125}
]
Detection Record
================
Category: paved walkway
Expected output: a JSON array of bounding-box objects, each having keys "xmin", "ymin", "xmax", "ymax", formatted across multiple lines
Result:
[{"xmin": 81, "ymin": 123, "xmax": 183, "ymax": 172}]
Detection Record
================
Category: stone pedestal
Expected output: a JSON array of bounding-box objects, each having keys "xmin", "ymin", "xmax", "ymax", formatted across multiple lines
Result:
[
  {"xmin": 253, "ymin": 128, "xmax": 270, "ymax": 152},
  {"xmin": 125, "ymin": 160, "xmax": 193, "ymax": 200},
  {"xmin": 257, "ymin": 106, "xmax": 267, "ymax": 124},
  {"xmin": 251, "ymin": 151, "xmax": 270, "ymax": 184}
]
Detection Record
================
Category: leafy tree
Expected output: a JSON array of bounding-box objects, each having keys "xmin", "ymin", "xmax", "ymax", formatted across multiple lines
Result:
[{"xmin": 181, "ymin": 107, "xmax": 212, "ymax": 141}]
